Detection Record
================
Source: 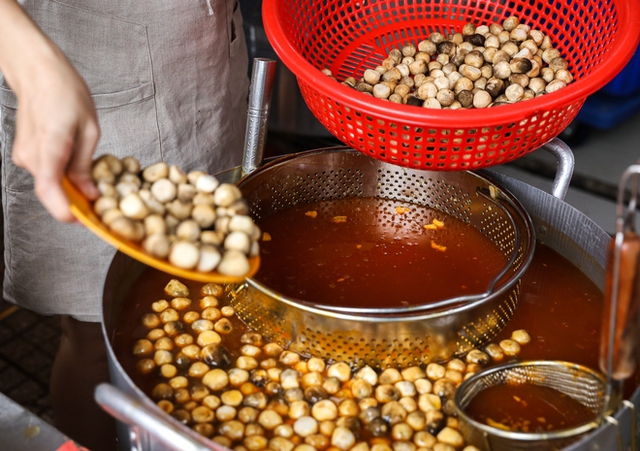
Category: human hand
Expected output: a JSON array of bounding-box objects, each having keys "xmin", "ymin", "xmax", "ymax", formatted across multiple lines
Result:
[
  {"xmin": 0, "ymin": 0, "xmax": 100, "ymax": 222},
  {"xmin": 11, "ymin": 56, "xmax": 101, "ymax": 222}
]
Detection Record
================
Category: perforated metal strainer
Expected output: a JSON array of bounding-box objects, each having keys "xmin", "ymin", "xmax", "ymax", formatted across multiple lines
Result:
[
  {"xmin": 454, "ymin": 360, "xmax": 612, "ymax": 451},
  {"xmin": 228, "ymin": 147, "xmax": 535, "ymax": 368}
]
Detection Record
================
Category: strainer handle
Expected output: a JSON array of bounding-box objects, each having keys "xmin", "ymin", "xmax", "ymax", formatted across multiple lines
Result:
[
  {"xmin": 600, "ymin": 161, "xmax": 640, "ymax": 411},
  {"xmin": 541, "ymin": 138, "xmax": 575, "ymax": 201}
]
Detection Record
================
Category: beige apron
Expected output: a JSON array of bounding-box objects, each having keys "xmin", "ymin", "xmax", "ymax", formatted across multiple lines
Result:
[{"xmin": 0, "ymin": 0, "xmax": 249, "ymax": 321}]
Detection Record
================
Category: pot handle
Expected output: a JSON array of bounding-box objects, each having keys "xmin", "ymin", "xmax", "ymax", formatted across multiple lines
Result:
[
  {"xmin": 95, "ymin": 383, "xmax": 223, "ymax": 451},
  {"xmin": 541, "ymin": 138, "xmax": 575, "ymax": 201}
]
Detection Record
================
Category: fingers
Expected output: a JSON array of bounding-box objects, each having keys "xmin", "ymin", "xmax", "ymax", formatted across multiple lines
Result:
[
  {"xmin": 11, "ymin": 88, "xmax": 100, "ymax": 222},
  {"xmin": 67, "ymin": 117, "xmax": 101, "ymax": 201},
  {"xmin": 12, "ymin": 117, "xmax": 100, "ymax": 223},
  {"xmin": 27, "ymin": 133, "xmax": 77, "ymax": 223},
  {"xmin": 34, "ymin": 176, "xmax": 76, "ymax": 222}
]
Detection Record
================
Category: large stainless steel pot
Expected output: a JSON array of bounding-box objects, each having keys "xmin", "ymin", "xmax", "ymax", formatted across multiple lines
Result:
[{"xmin": 98, "ymin": 140, "xmax": 639, "ymax": 451}]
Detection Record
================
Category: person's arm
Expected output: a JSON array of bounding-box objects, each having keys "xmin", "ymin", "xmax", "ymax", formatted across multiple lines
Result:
[{"xmin": 0, "ymin": 0, "xmax": 100, "ymax": 222}]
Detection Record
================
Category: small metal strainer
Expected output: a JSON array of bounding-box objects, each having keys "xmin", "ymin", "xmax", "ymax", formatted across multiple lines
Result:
[
  {"xmin": 453, "ymin": 360, "xmax": 611, "ymax": 451},
  {"xmin": 228, "ymin": 147, "xmax": 535, "ymax": 368}
]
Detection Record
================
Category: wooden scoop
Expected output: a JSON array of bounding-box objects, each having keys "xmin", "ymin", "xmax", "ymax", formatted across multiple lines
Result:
[
  {"xmin": 599, "ymin": 230, "xmax": 640, "ymax": 380},
  {"xmin": 62, "ymin": 177, "xmax": 260, "ymax": 284}
]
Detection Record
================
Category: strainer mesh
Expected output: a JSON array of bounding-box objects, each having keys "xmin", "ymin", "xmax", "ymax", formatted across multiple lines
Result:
[
  {"xmin": 456, "ymin": 362, "xmax": 607, "ymax": 451},
  {"xmin": 247, "ymin": 161, "xmax": 520, "ymax": 263},
  {"xmin": 459, "ymin": 365, "xmax": 606, "ymax": 415},
  {"xmin": 234, "ymin": 149, "xmax": 534, "ymax": 367}
]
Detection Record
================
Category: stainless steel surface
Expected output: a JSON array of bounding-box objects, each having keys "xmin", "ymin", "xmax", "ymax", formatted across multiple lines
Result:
[
  {"xmin": 542, "ymin": 138, "xmax": 575, "ymax": 200},
  {"xmin": 242, "ymin": 58, "xmax": 276, "ymax": 175},
  {"xmin": 0, "ymin": 391, "xmax": 69, "ymax": 451},
  {"xmin": 486, "ymin": 171, "xmax": 609, "ymax": 288},
  {"xmin": 95, "ymin": 383, "xmax": 219, "ymax": 451},
  {"xmin": 454, "ymin": 361, "xmax": 610, "ymax": 451}
]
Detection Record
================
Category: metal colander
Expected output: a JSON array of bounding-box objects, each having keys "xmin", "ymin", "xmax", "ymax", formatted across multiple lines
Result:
[
  {"xmin": 229, "ymin": 147, "xmax": 535, "ymax": 368},
  {"xmin": 454, "ymin": 361, "xmax": 613, "ymax": 451}
]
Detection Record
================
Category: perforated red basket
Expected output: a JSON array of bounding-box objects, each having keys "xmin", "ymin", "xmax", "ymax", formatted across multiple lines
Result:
[{"xmin": 263, "ymin": 0, "xmax": 640, "ymax": 170}]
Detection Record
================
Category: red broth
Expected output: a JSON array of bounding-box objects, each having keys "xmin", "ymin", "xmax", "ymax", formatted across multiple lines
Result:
[
  {"xmin": 113, "ymin": 243, "xmax": 624, "ymax": 408},
  {"xmin": 254, "ymin": 197, "xmax": 509, "ymax": 308},
  {"xmin": 464, "ymin": 382, "xmax": 598, "ymax": 432},
  {"xmin": 496, "ymin": 245, "xmax": 603, "ymax": 369}
]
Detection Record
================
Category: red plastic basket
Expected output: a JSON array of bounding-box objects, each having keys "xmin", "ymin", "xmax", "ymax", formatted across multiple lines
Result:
[{"xmin": 263, "ymin": 0, "xmax": 640, "ymax": 170}]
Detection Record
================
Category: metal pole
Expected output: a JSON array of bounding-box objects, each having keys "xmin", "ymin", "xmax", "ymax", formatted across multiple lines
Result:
[{"xmin": 242, "ymin": 58, "xmax": 277, "ymax": 175}]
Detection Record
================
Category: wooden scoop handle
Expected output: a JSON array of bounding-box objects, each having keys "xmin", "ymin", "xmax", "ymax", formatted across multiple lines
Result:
[{"xmin": 599, "ymin": 231, "xmax": 640, "ymax": 380}]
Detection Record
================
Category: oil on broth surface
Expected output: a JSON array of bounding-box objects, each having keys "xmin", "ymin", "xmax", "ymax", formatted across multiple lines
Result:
[{"xmin": 255, "ymin": 197, "xmax": 509, "ymax": 308}]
